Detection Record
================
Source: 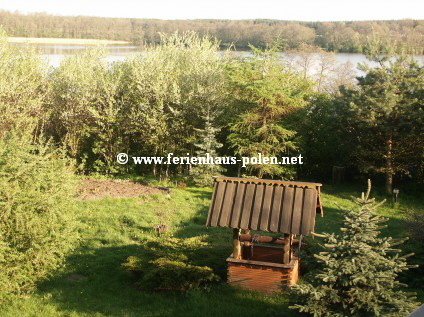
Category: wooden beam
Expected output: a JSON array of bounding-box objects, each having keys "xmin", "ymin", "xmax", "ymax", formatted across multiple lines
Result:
[
  {"xmin": 214, "ymin": 176, "xmax": 322, "ymax": 188},
  {"xmin": 239, "ymin": 234, "xmax": 299, "ymax": 245},
  {"xmin": 233, "ymin": 228, "xmax": 242, "ymax": 260},
  {"xmin": 283, "ymin": 234, "xmax": 291, "ymax": 264}
]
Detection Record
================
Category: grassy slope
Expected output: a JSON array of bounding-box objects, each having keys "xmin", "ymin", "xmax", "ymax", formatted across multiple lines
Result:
[{"xmin": 1, "ymin": 181, "xmax": 423, "ymax": 317}]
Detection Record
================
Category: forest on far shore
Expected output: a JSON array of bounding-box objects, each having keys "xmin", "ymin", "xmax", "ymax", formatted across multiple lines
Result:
[{"xmin": 1, "ymin": 10, "xmax": 424, "ymax": 52}]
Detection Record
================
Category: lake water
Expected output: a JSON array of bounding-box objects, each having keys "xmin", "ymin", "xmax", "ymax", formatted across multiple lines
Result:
[
  {"xmin": 14, "ymin": 43, "xmax": 138, "ymax": 66},
  {"xmin": 10, "ymin": 43, "xmax": 423, "ymax": 76}
]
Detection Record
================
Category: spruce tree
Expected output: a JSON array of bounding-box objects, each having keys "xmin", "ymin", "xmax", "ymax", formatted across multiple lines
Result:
[
  {"xmin": 291, "ymin": 180, "xmax": 418, "ymax": 317},
  {"xmin": 190, "ymin": 110, "xmax": 225, "ymax": 187},
  {"xmin": 337, "ymin": 46, "xmax": 424, "ymax": 194},
  {"xmin": 227, "ymin": 44, "xmax": 312, "ymax": 178}
]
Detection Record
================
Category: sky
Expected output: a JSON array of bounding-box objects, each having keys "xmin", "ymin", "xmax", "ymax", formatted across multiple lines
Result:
[{"xmin": 0, "ymin": 0, "xmax": 423, "ymax": 21}]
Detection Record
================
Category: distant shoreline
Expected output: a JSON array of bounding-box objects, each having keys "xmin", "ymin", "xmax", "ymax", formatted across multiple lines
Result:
[
  {"xmin": 2, "ymin": 11, "xmax": 423, "ymax": 53},
  {"xmin": 7, "ymin": 37, "xmax": 130, "ymax": 45}
]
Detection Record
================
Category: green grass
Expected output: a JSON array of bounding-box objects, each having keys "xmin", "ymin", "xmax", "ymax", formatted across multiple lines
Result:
[{"xmin": 1, "ymin": 180, "xmax": 423, "ymax": 316}]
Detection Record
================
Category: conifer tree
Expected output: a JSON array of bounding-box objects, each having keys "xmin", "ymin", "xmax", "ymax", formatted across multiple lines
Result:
[
  {"xmin": 337, "ymin": 46, "xmax": 424, "ymax": 194},
  {"xmin": 226, "ymin": 44, "xmax": 312, "ymax": 178},
  {"xmin": 190, "ymin": 110, "xmax": 225, "ymax": 187},
  {"xmin": 291, "ymin": 180, "xmax": 418, "ymax": 317}
]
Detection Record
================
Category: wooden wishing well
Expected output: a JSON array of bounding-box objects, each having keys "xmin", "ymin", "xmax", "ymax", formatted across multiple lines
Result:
[{"xmin": 206, "ymin": 176, "xmax": 323, "ymax": 293}]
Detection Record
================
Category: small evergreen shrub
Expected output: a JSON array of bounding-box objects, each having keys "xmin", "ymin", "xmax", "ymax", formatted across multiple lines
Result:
[
  {"xmin": 0, "ymin": 130, "xmax": 79, "ymax": 302},
  {"xmin": 290, "ymin": 180, "xmax": 419, "ymax": 317},
  {"xmin": 190, "ymin": 111, "xmax": 225, "ymax": 187},
  {"xmin": 122, "ymin": 236, "xmax": 219, "ymax": 291}
]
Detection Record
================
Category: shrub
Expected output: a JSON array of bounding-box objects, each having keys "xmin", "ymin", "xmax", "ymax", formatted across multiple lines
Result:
[
  {"xmin": 0, "ymin": 31, "xmax": 47, "ymax": 139},
  {"xmin": 0, "ymin": 129, "xmax": 79, "ymax": 302},
  {"xmin": 122, "ymin": 236, "xmax": 219, "ymax": 291}
]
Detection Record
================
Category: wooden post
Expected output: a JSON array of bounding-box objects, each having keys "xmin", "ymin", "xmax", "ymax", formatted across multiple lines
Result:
[
  {"xmin": 283, "ymin": 234, "xmax": 291, "ymax": 264},
  {"xmin": 244, "ymin": 229, "xmax": 251, "ymax": 259},
  {"xmin": 233, "ymin": 229, "xmax": 242, "ymax": 260},
  {"xmin": 244, "ymin": 229, "xmax": 251, "ymax": 247}
]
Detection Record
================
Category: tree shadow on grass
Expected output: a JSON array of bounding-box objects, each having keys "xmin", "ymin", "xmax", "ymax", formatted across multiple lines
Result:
[{"xmin": 36, "ymin": 244, "xmax": 295, "ymax": 317}]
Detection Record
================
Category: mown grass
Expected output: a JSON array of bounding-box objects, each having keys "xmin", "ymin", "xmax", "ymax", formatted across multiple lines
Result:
[{"xmin": 1, "ymin": 180, "xmax": 423, "ymax": 317}]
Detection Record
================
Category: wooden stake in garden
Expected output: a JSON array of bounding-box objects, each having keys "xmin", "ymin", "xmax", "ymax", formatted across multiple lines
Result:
[{"xmin": 232, "ymin": 229, "xmax": 242, "ymax": 260}]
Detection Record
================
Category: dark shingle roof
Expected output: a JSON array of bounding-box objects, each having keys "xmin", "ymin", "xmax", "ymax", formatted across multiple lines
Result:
[{"xmin": 206, "ymin": 177, "xmax": 322, "ymax": 236}]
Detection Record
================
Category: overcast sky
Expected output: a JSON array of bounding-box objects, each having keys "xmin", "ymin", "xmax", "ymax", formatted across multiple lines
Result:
[{"xmin": 0, "ymin": 0, "xmax": 423, "ymax": 21}]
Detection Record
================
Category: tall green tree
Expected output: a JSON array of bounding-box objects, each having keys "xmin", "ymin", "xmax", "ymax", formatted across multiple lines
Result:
[
  {"xmin": 338, "ymin": 51, "xmax": 424, "ymax": 193},
  {"xmin": 291, "ymin": 180, "xmax": 418, "ymax": 317},
  {"xmin": 227, "ymin": 45, "xmax": 312, "ymax": 178}
]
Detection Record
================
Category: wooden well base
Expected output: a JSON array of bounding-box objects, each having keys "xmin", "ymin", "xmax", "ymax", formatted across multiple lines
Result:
[{"xmin": 227, "ymin": 245, "xmax": 299, "ymax": 294}]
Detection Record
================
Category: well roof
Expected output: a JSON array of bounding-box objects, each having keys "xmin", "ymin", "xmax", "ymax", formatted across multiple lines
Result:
[{"xmin": 206, "ymin": 176, "xmax": 323, "ymax": 236}]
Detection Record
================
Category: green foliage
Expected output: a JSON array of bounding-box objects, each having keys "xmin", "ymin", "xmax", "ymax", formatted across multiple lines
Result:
[
  {"xmin": 48, "ymin": 47, "xmax": 107, "ymax": 161},
  {"xmin": 121, "ymin": 32, "xmax": 228, "ymax": 161},
  {"xmin": 50, "ymin": 32, "xmax": 228, "ymax": 176},
  {"xmin": 190, "ymin": 111, "xmax": 225, "ymax": 187},
  {"xmin": 336, "ymin": 51, "xmax": 424, "ymax": 193},
  {"xmin": 1, "ymin": 29, "xmax": 422, "ymax": 189},
  {"xmin": 291, "ymin": 180, "xmax": 419, "ymax": 317},
  {"xmin": 123, "ymin": 236, "xmax": 219, "ymax": 291},
  {"xmin": 45, "ymin": 32, "xmax": 229, "ymax": 175},
  {"xmin": 87, "ymin": 62, "xmax": 127, "ymax": 174},
  {"xmin": 47, "ymin": 47, "xmax": 128, "ymax": 174},
  {"xmin": 227, "ymin": 44, "xmax": 312, "ymax": 178},
  {"xmin": 0, "ymin": 129, "xmax": 79, "ymax": 302},
  {"xmin": 296, "ymin": 94, "xmax": 356, "ymax": 180},
  {"xmin": 299, "ymin": 48, "xmax": 424, "ymax": 186},
  {"xmin": 0, "ymin": 30, "xmax": 47, "ymax": 138}
]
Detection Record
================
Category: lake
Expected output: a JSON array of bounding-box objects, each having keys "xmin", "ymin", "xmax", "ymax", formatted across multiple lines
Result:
[{"xmin": 10, "ymin": 43, "xmax": 423, "ymax": 77}]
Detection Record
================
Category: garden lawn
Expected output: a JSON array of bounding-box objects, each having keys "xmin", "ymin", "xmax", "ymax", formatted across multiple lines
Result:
[{"xmin": 1, "ymin": 180, "xmax": 422, "ymax": 317}]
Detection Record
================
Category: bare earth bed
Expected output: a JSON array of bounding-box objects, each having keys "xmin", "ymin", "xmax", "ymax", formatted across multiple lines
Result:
[{"xmin": 78, "ymin": 179, "xmax": 165, "ymax": 200}]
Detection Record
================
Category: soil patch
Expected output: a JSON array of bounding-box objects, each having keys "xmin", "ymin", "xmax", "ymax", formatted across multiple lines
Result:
[{"xmin": 78, "ymin": 179, "xmax": 165, "ymax": 200}]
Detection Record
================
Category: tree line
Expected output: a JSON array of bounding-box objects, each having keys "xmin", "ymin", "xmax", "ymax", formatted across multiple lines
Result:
[
  {"xmin": 1, "ymin": 31, "xmax": 423, "ymax": 194},
  {"xmin": 1, "ymin": 10, "xmax": 424, "ymax": 53}
]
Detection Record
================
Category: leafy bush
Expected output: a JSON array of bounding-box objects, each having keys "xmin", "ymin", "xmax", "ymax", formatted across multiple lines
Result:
[
  {"xmin": 0, "ymin": 129, "xmax": 79, "ymax": 302},
  {"xmin": 122, "ymin": 236, "xmax": 219, "ymax": 291},
  {"xmin": 0, "ymin": 31, "xmax": 47, "ymax": 138}
]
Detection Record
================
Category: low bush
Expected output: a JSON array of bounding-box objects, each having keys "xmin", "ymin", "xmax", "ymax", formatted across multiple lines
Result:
[{"xmin": 122, "ymin": 236, "xmax": 219, "ymax": 291}]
